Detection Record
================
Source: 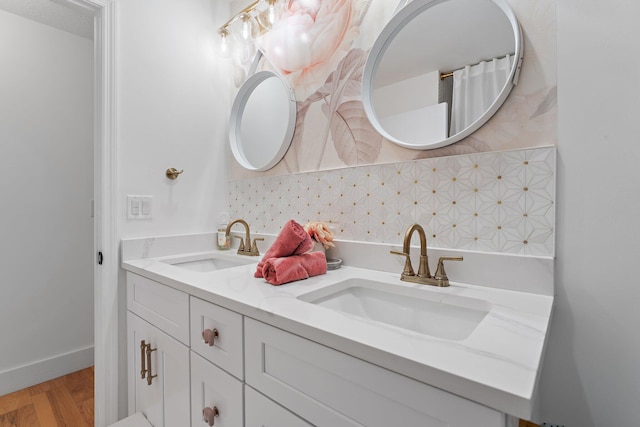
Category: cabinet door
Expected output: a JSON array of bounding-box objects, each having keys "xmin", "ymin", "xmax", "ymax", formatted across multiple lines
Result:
[
  {"xmin": 245, "ymin": 318, "xmax": 505, "ymax": 427},
  {"xmin": 128, "ymin": 312, "xmax": 190, "ymax": 427},
  {"xmin": 190, "ymin": 351, "xmax": 243, "ymax": 427},
  {"xmin": 127, "ymin": 273, "xmax": 190, "ymax": 345},
  {"xmin": 245, "ymin": 386, "xmax": 313, "ymax": 427}
]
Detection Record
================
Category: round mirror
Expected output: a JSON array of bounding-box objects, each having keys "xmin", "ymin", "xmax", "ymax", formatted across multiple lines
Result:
[
  {"xmin": 362, "ymin": 0, "xmax": 523, "ymax": 150},
  {"xmin": 230, "ymin": 70, "xmax": 297, "ymax": 171}
]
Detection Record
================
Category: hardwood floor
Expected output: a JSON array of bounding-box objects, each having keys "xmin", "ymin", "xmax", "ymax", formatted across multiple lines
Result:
[
  {"xmin": 0, "ymin": 366, "xmax": 542, "ymax": 427},
  {"xmin": 0, "ymin": 367, "xmax": 94, "ymax": 427}
]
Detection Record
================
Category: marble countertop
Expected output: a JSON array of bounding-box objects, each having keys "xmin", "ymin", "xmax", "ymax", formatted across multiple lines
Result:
[{"xmin": 122, "ymin": 249, "xmax": 553, "ymax": 420}]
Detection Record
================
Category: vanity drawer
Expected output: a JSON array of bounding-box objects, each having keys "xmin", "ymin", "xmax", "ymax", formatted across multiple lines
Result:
[
  {"xmin": 245, "ymin": 318, "xmax": 505, "ymax": 427},
  {"xmin": 127, "ymin": 273, "xmax": 189, "ymax": 345},
  {"xmin": 245, "ymin": 385, "xmax": 313, "ymax": 427},
  {"xmin": 190, "ymin": 296, "xmax": 243, "ymax": 379},
  {"xmin": 190, "ymin": 351, "xmax": 243, "ymax": 427}
]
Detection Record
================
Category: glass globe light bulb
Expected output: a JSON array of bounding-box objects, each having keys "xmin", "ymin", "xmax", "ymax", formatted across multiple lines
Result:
[
  {"xmin": 268, "ymin": 0, "xmax": 277, "ymax": 24},
  {"xmin": 241, "ymin": 13, "xmax": 252, "ymax": 40},
  {"xmin": 218, "ymin": 28, "xmax": 230, "ymax": 58}
]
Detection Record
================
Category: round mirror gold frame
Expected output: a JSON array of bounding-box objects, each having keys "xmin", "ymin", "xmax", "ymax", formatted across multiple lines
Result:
[{"xmin": 362, "ymin": 0, "xmax": 523, "ymax": 150}]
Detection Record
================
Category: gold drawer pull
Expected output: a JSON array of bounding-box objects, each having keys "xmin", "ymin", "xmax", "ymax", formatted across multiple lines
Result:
[
  {"xmin": 139, "ymin": 340, "xmax": 147, "ymax": 379},
  {"xmin": 202, "ymin": 328, "xmax": 219, "ymax": 347},
  {"xmin": 202, "ymin": 406, "xmax": 219, "ymax": 426},
  {"xmin": 145, "ymin": 343, "xmax": 157, "ymax": 386}
]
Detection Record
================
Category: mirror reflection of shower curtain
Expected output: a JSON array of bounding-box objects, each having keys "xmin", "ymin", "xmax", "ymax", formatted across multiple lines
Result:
[{"xmin": 450, "ymin": 55, "xmax": 513, "ymax": 134}]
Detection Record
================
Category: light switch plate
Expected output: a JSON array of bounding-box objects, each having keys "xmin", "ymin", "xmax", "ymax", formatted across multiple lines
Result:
[{"xmin": 127, "ymin": 195, "xmax": 153, "ymax": 220}]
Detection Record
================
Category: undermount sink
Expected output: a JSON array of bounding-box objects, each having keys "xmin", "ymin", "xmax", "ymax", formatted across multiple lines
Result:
[
  {"xmin": 298, "ymin": 278, "xmax": 492, "ymax": 341},
  {"xmin": 161, "ymin": 253, "xmax": 255, "ymax": 273}
]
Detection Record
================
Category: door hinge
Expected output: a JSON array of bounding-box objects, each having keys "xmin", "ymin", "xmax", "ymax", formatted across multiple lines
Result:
[{"xmin": 97, "ymin": 251, "xmax": 104, "ymax": 265}]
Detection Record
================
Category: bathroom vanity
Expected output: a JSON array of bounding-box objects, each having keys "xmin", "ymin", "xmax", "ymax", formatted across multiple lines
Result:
[{"xmin": 121, "ymin": 234, "xmax": 553, "ymax": 427}]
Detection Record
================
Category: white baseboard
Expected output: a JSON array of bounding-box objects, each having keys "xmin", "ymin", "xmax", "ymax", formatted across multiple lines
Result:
[{"xmin": 0, "ymin": 345, "xmax": 94, "ymax": 396}]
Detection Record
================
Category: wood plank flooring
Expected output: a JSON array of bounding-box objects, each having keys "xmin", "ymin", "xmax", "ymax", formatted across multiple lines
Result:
[
  {"xmin": 0, "ymin": 366, "xmax": 542, "ymax": 427},
  {"xmin": 0, "ymin": 367, "xmax": 93, "ymax": 427}
]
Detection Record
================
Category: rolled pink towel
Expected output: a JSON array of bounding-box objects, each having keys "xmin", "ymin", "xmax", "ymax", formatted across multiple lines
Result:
[
  {"xmin": 254, "ymin": 219, "xmax": 314, "ymax": 278},
  {"xmin": 262, "ymin": 252, "xmax": 327, "ymax": 286}
]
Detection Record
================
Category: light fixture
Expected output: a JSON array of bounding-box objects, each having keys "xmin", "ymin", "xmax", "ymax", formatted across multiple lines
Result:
[
  {"xmin": 267, "ymin": 0, "xmax": 278, "ymax": 25},
  {"xmin": 218, "ymin": 28, "xmax": 230, "ymax": 57},
  {"xmin": 218, "ymin": 0, "xmax": 284, "ymax": 58},
  {"xmin": 240, "ymin": 13, "xmax": 252, "ymax": 40}
]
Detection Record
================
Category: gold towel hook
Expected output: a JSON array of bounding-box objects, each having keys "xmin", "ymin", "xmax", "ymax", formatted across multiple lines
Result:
[{"xmin": 166, "ymin": 168, "xmax": 184, "ymax": 180}]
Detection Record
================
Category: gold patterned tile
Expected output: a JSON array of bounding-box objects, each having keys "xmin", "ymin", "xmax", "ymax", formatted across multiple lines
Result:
[{"xmin": 228, "ymin": 147, "xmax": 556, "ymax": 256}]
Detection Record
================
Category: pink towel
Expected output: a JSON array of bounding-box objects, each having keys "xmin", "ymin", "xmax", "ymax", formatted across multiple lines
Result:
[
  {"xmin": 254, "ymin": 220, "xmax": 314, "ymax": 278},
  {"xmin": 263, "ymin": 252, "xmax": 327, "ymax": 286}
]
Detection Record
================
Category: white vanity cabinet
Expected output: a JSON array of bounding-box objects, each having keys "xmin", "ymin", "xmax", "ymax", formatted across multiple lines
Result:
[
  {"xmin": 126, "ymin": 273, "xmax": 191, "ymax": 427},
  {"xmin": 245, "ymin": 318, "xmax": 507, "ymax": 427},
  {"xmin": 125, "ymin": 272, "xmax": 513, "ymax": 427},
  {"xmin": 126, "ymin": 273, "xmax": 247, "ymax": 427}
]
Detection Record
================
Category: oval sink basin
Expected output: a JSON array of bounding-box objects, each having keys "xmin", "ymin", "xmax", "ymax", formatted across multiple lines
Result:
[
  {"xmin": 298, "ymin": 278, "xmax": 492, "ymax": 341},
  {"xmin": 161, "ymin": 254, "xmax": 255, "ymax": 273}
]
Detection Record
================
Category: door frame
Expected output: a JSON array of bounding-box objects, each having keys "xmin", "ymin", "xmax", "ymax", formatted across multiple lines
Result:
[{"xmin": 59, "ymin": 0, "xmax": 118, "ymax": 425}]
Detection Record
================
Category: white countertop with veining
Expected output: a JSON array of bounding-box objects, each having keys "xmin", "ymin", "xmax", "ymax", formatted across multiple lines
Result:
[{"xmin": 122, "ymin": 244, "xmax": 553, "ymax": 420}]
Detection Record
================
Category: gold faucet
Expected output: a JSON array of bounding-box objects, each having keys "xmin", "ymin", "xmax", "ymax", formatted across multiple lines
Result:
[
  {"xmin": 390, "ymin": 224, "xmax": 463, "ymax": 287},
  {"xmin": 225, "ymin": 219, "xmax": 263, "ymax": 256}
]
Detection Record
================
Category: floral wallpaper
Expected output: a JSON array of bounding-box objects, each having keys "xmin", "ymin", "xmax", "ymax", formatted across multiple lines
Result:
[{"xmin": 228, "ymin": 0, "xmax": 557, "ymax": 179}]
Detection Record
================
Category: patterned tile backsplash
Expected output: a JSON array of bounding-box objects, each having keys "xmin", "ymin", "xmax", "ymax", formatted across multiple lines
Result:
[{"xmin": 229, "ymin": 146, "xmax": 555, "ymax": 257}]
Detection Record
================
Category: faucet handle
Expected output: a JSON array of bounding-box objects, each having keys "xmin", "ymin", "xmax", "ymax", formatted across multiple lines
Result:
[
  {"xmin": 234, "ymin": 236, "xmax": 245, "ymax": 252},
  {"xmin": 390, "ymin": 250, "xmax": 408, "ymax": 257},
  {"xmin": 390, "ymin": 250, "xmax": 415, "ymax": 276},
  {"xmin": 434, "ymin": 256, "xmax": 463, "ymax": 283},
  {"xmin": 250, "ymin": 238, "xmax": 264, "ymax": 256}
]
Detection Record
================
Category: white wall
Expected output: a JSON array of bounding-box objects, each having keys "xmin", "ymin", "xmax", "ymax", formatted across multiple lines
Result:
[
  {"xmin": 0, "ymin": 10, "xmax": 94, "ymax": 393},
  {"xmin": 540, "ymin": 0, "xmax": 640, "ymax": 425},
  {"xmin": 117, "ymin": 0, "xmax": 231, "ymax": 239},
  {"xmin": 115, "ymin": 0, "xmax": 231, "ymax": 416}
]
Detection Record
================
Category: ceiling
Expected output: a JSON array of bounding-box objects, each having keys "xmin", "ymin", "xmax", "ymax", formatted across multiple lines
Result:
[{"xmin": 0, "ymin": 0, "xmax": 93, "ymax": 39}]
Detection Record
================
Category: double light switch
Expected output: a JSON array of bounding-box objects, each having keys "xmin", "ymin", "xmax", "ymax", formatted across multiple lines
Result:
[{"xmin": 127, "ymin": 195, "xmax": 153, "ymax": 220}]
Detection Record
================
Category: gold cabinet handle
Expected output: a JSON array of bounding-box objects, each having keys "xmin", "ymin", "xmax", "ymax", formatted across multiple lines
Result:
[
  {"xmin": 145, "ymin": 343, "xmax": 158, "ymax": 386},
  {"xmin": 202, "ymin": 406, "xmax": 219, "ymax": 426},
  {"xmin": 140, "ymin": 340, "xmax": 147, "ymax": 379},
  {"xmin": 202, "ymin": 328, "xmax": 219, "ymax": 347}
]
